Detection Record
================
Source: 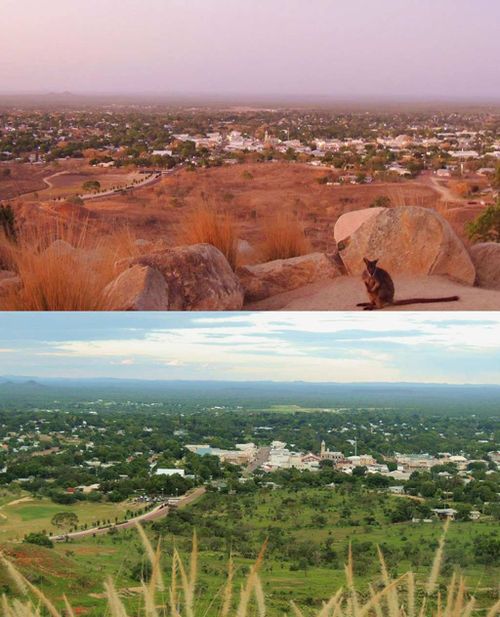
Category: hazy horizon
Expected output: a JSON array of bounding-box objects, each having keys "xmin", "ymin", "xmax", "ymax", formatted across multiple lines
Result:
[
  {"xmin": 2, "ymin": 0, "xmax": 499, "ymax": 99},
  {"xmin": 2, "ymin": 376, "xmax": 500, "ymax": 387}
]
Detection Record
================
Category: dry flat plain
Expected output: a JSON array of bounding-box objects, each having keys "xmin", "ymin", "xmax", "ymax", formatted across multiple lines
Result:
[{"xmin": 7, "ymin": 162, "xmax": 460, "ymax": 252}]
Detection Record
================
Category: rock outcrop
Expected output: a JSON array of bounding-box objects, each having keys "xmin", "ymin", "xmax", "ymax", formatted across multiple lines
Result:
[
  {"xmin": 334, "ymin": 207, "xmax": 385, "ymax": 245},
  {"xmin": 118, "ymin": 243, "xmax": 244, "ymax": 311},
  {"xmin": 469, "ymin": 242, "xmax": 500, "ymax": 290},
  {"xmin": 339, "ymin": 206, "xmax": 476, "ymax": 285},
  {"xmin": 237, "ymin": 252, "xmax": 341, "ymax": 302},
  {"xmin": 104, "ymin": 265, "xmax": 169, "ymax": 311}
]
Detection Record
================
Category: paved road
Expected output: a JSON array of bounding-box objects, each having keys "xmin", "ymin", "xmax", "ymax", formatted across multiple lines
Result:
[
  {"xmin": 51, "ymin": 486, "xmax": 206, "ymax": 542},
  {"xmin": 81, "ymin": 166, "xmax": 184, "ymax": 201},
  {"xmin": 245, "ymin": 446, "xmax": 271, "ymax": 475},
  {"xmin": 81, "ymin": 172, "xmax": 162, "ymax": 201}
]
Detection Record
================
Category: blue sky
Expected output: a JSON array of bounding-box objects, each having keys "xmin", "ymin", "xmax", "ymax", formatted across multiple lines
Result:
[
  {"xmin": 1, "ymin": 0, "xmax": 499, "ymax": 99},
  {"xmin": 0, "ymin": 312, "xmax": 499, "ymax": 384}
]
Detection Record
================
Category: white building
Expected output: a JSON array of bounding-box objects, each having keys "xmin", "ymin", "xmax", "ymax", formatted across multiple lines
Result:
[
  {"xmin": 155, "ymin": 468, "xmax": 185, "ymax": 477},
  {"xmin": 449, "ymin": 150, "xmax": 479, "ymax": 159}
]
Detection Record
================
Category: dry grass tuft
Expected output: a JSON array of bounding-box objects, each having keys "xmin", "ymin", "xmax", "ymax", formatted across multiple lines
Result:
[
  {"xmin": 0, "ymin": 220, "xmax": 140, "ymax": 311},
  {"xmin": 387, "ymin": 187, "xmax": 439, "ymax": 211},
  {"xmin": 1, "ymin": 522, "xmax": 497, "ymax": 617},
  {"xmin": 260, "ymin": 214, "xmax": 310, "ymax": 262},
  {"xmin": 178, "ymin": 206, "xmax": 238, "ymax": 270}
]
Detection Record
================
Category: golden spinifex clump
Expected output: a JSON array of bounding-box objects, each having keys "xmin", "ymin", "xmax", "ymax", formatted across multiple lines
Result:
[
  {"xmin": 1, "ymin": 521, "xmax": 499, "ymax": 617},
  {"xmin": 0, "ymin": 219, "xmax": 140, "ymax": 311},
  {"xmin": 178, "ymin": 205, "xmax": 239, "ymax": 271}
]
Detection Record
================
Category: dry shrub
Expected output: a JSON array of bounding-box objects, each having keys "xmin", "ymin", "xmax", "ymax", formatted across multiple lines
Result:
[
  {"xmin": 260, "ymin": 214, "xmax": 310, "ymax": 262},
  {"xmin": 1, "ymin": 522, "xmax": 497, "ymax": 617},
  {"xmin": 178, "ymin": 206, "xmax": 238, "ymax": 269},
  {"xmin": 451, "ymin": 181, "xmax": 470, "ymax": 199},
  {"xmin": 0, "ymin": 219, "xmax": 140, "ymax": 311}
]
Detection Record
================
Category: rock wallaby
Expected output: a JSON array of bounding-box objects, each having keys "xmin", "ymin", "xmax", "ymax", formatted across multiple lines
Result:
[{"xmin": 357, "ymin": 258, "xmax": 460, "ymax": 310}]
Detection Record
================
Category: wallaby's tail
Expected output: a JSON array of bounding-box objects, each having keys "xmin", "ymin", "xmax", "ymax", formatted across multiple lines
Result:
[{"xmin": 392, "ymin": 296, "xmax": 459, "ymax": 306}]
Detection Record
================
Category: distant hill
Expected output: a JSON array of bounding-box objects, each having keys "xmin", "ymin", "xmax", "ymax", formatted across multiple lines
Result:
[
  {"xmin": 0, "ymin": 377, "xmax": 498, "ymax": 416},
  {"xmin": 0, "ymin": 379, "xmax": 45, "ymax": 390}
]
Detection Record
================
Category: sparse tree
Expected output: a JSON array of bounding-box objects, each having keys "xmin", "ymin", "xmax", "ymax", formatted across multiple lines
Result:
[{"xmin": 51, "ymin": 511, "xmax": 79, "ymax": 530}]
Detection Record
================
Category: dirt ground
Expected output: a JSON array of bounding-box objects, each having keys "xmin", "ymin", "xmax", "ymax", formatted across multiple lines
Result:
[
  {"xmin": 11, "ymin": 162, "xmax": 442, "ymax": 253},
  {"xmin": 0, "ymin": 162, "xmax": 56, "ymax": 200},
  {"xmin": 6, "ymin": 161, "xmax": 489, "ymax": 271},
  {"xmin": 1, "ymin": 162, "xmax": 496, "ymax": 311}
]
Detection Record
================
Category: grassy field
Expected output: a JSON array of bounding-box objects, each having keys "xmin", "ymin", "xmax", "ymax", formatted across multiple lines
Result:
[
  {"xmin": 0, "ymin": 489, "xmax": 144, "ymax": 542},
  {"xmin": 265, "ymin": 404, "xmax": 342, "ymax": 413},
  {"xmin": 0, "ymin": 487, "xmax": 498, "ymax": 615}
]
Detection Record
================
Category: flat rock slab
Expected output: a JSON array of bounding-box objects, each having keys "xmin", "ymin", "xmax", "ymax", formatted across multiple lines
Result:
[
  {"xmin": 237, "ymin": 252, "xmax": 341, "ymax": 302},
  {"xmin": 245, "ymin": 275, "xmax": 500, "ymax": 311}
]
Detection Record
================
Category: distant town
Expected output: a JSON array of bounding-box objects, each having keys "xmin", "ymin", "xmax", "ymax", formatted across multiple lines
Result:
[
  {"xmin": 0, "ymin": 380, "xmax": 498, "ymax": 611},
  {"xmin": 0, "ymin": 388, "xmax": 498, "ymax": 526},
  {"xmin": 1, "ymin": 107, "xmax": 499, "ymax": 195}
]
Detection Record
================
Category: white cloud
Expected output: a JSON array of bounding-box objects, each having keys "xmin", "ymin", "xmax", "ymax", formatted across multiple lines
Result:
[{"xmin": 27, "ymin": 312, "xmax": 497, "ymax": 384}]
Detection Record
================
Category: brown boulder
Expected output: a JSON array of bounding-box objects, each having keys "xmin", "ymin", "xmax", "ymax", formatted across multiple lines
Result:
[
  {"xmin": 334, "ymin": 207, "xmax": 385, "ymax": 245},
  {"xmin": 0, "ymin": 273, "xmax": 21, "ymax": 301},
  {"xmin": 124, "ymin": 243, "xmax": 244, "ymax": 311},
  {"xmin": 339, "ymin": 206, "xmax": 475, "ymax": 285},
  {"xmin": 0, "ymin": 270, "xmax": 17, "ymax": 282},
  {"xmin": 237, "ymin": 253, "xmax": 341, "ymax": 302},
  {"xmin": 469, "ymin": 243, "xmax": 500, "ymax": 290},
  {"xmin": 43, "ymin": 239, "xmax": 76, "ymax": 259},
  {"xmin": 104, "ymin": 265, "xmax": 169, "ymax": 311}
]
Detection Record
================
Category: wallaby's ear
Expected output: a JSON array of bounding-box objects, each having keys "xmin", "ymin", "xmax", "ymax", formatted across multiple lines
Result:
[
  {"xmin": 373, "ymin": 258, "xmax": 378, "ymax": 266},
  {"xmin": 363, "ymin": 257, "xmax": 370, "ymax": 266}
]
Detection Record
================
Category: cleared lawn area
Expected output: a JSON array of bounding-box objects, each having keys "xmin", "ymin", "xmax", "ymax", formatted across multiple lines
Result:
[
  {"xmin": 34, "ymin": 168, "xmax": 144, "ymax": 199},
  {"xmin": 0, "ymin": 493, "xmax": 144, "ymax": 541}
]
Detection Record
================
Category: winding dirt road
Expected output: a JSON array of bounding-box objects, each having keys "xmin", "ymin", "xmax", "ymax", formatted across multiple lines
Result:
[
  {"xmin": 426, "ymin": 176, "xmax": 466, "ymax": 205},
  {"xmin": 42, "ymin": 170, "xmax": 70, "ymax": 189}
]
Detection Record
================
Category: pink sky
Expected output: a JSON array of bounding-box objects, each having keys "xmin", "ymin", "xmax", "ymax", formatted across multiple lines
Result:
[{"xmin": 1, "ymin": 0, "xmax": 499, "ymax": 99}]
